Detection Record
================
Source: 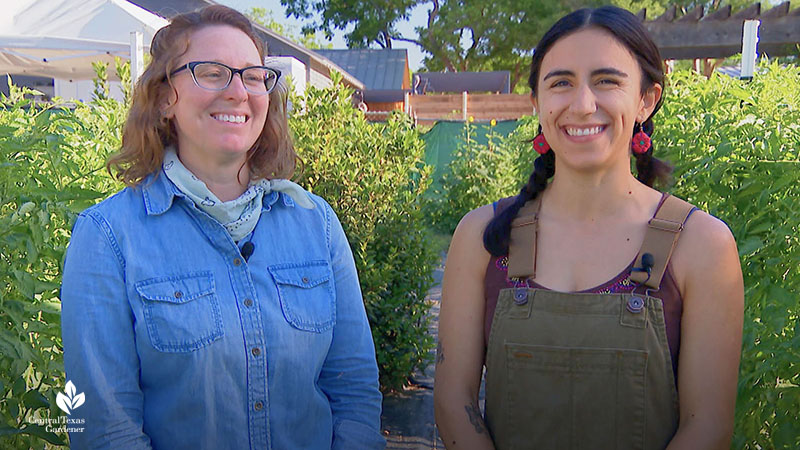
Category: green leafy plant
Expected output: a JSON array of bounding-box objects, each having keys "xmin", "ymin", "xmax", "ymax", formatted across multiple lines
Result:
[
  {"xmin": 0, "ymin": 83, "xmax": 125, "ymax": 449},
  {"xmin": 426, "ymin": 116, "xmax": 538, "ymax": 233},
  {"xmin": 290, "ymin": 72, "xmax": 438, "ymax": 390},
  {"xmin": 657, "ymin": 62, "xmax": 800, "ymax": 449}
]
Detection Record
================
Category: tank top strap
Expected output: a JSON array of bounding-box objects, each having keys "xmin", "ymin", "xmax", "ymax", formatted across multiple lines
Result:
[
  {"xmin": 507, "ymin": 196, "xmax": 542, "ymax": 279},
  {"xmin": 631, "ymin": 194, "xmax": 698, "ymax": 289}
]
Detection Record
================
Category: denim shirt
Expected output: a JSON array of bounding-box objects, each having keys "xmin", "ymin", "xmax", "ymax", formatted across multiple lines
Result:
[{"xmin": 61, "ymin": 171, "xmax": 385, "ymax": 450}]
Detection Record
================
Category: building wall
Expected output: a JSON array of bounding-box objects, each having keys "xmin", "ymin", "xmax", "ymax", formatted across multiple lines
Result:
[
  {"xmin": 309, "ymin": 69, "xmax": 333, "ymax": 89},
  {"xmin": 265, "ymin": 56, "xmax": 307, "ymax": 97}
]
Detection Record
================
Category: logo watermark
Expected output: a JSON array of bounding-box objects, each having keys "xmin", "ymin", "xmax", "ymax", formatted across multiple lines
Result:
[
  {"xmin": 30, "ymin": 415, "xmax": 85, "ymax": 434},
  {"xmin": 26, "ymin": 380, "xmax": 86, "ymax": 434},
  {"xmin": 55, "ymin": 380, "xmax": 84, "ymax": 415}
]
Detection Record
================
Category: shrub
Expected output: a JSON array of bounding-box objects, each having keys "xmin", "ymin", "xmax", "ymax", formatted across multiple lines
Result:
[
  {"xmin": 290, "ymin": 73, "xmax": 438, "ymax": 391},
  {"xmin": 0, "ymin": 84, "xmax": 125, "ymax": 449},
  {"xmin": 657, "ymin": 63, "xmax": 800, "ymax": 449},
  {"xmin": 426, "ymin": 116, "xmax": 539, "ymax": 233}
]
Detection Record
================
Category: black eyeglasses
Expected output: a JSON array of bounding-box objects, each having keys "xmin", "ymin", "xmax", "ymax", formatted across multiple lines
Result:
[{"xmin": 170, "ymin": 61, "xmax": 281, "ymax": 95}]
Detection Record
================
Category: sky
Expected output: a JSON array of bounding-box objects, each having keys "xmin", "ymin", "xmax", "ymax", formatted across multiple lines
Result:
[{"xmin": 216, "ymin": 0, "xmax": 429, "ymax": 71}]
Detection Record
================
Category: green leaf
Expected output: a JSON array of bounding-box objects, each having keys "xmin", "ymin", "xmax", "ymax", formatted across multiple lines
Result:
[
  {"xmin": 0, "ymin": 424, "xmax": 22, "ymax": 436},
  {"xmin": 738, "ymin": 236, "xmax": 764, "ymax": 256},
  {"xmin": 20, "ymin": 424, "xmax": 65, "ymax": 445},
  {"xmin": 21, "ymin": 390, "xmax": 49, "ymax": 411},
  {"xmin": 11, "ymin": 377, "xmax": 26, "ymax": 398}
]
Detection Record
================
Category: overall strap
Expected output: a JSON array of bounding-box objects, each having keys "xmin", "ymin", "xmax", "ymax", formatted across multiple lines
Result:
[
  {"xmin": 631, "ymin": 194, "xmax": 697, "ymax": 289},
  {"xmin": 508, "ymin": 196, "xmax": 542, "ymax": 279}
]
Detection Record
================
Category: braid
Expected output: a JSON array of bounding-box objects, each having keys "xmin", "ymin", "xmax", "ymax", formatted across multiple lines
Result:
[
  {"xmin": 483, "ymin": 128, "xmax": 555, "ymax": 256},
  {"xmin": 634, "ymin": 118, "xmax": 672, "ymax": 187}
]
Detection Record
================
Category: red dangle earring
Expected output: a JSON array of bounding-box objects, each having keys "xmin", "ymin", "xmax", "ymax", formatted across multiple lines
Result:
[
  {"xmin": 631, "ymin": 122, "xmax": 651, "ymax": 154},
  {"xmin": 533, "ymin": 133, "xmax": 550, "ymax": 155}
]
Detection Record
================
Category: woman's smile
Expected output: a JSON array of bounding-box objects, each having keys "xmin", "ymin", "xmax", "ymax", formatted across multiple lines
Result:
[{"xmin": 562, "ymin": 124, "xmax": 607, "ymax": 142}]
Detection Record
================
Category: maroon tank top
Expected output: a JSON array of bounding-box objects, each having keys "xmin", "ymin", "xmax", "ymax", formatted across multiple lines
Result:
[{"xmin": 484, "ymin": 196, "xmax": 684, "ymax": 378}]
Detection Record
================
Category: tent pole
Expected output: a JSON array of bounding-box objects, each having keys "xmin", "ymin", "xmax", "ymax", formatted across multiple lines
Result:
[{"xmin": 130, "ymin": 31, "xmax": 144, "ymax": 89}]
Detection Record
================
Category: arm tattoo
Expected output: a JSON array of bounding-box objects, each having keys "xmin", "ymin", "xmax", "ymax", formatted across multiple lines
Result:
[
  {"xmin": 436, "ymin": 341, "xmax": 445, "ymax": 365},
  {"xmin": 464, "ymin": 401, "xmax": 487, "ymax": 435}
]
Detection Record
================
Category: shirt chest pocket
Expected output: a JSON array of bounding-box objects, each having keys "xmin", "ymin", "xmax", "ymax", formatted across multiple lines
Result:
[
  {"xmin": 135, "ymin": 272, "xmax": 224, "ymax": 352},
  {"xmin": 269, "ymin": 261, "xmax": 335, "ymax": 332}
]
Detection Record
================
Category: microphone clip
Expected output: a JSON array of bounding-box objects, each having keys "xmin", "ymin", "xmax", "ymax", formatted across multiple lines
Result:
[{"xmin": 631, "ymin": 252, "xmax": 654, "ymax": 276}]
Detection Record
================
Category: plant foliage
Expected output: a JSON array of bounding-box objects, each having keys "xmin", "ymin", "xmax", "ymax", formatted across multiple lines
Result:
[
  {"xmin": 290, "ymin": 72, "xmax": 438, "ymax": 390},
  {"xmin": 0, "ymin": 81, "xmax": 125, "ymax": 448},
  {"xmin": 425, "ymin": 116, "xmax": 538, "ymax": 233},
  {"xmin": 656, "ymin": 63, "xmax": 800, "ymax": 449}
]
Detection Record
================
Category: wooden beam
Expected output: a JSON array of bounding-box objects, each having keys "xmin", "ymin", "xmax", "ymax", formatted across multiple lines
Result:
[
  {"xmin": 678, "ymin": 6, "xmax": 704, "ymax": 22},
  {"xmin": 761, "ymin": 1, "xmax": 790, "ymax": 18},
  {"xmin": 703, "ymin": 5, "xmax": 731, "ymax": 21},
  {"xmin": 732, "ymin": 3, "xmax": 761, "ymax": 19},
  {"xmin": 646, "ymin": 16, "xmax": 800, "ymax": 59},
  {"xmin": 654, "ymin": 4, "xmax": 677, "ymax": 22}
]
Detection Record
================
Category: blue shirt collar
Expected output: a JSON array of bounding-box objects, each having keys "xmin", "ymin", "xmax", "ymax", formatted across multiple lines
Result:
[{"xmin": 141, "ymin": 170, "xmax": 296, "ymax": 216}]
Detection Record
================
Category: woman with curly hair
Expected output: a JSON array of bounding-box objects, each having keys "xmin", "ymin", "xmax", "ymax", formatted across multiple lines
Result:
[{"xmin": 61, "ymin": 6, "xmax": 384, "ymax": 449}]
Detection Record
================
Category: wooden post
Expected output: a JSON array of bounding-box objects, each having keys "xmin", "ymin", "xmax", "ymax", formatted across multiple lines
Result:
[{"xmin": 404, "ymin": 91, "xmax": 410, "ymax": 115}]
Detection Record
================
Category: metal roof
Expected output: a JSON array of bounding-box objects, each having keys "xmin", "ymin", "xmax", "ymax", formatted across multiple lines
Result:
[
  {"xmin": 315, "ymin": 49, "xmax": 408, "ymax": 90},
  {"xmin": 413, "ymin": 71, "xmax": 510, "ymax": 94}
]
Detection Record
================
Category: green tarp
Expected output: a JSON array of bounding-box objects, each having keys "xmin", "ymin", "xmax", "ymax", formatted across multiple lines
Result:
[{"xmin": 422, "ymin": 120, "xmax": 520, "ymax": 190}]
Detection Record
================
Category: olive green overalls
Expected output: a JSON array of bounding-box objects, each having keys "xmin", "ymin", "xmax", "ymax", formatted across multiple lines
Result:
[{"xmin": 485, "ymin": 194, "xmax": 695, "ymax": 450}]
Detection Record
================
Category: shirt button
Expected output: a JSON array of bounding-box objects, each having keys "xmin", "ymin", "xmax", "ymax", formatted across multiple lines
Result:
[
  {"xmin": 233, "ymin": 257, "xmax": 242, "ymax": 266},
  {"xmin": 251, "ymin": 347, "xmax": 261, "ymax": 356},
  {"xmin": 244, "ymin": 298, "xmax": 253, "ymax": 307},
  {"xmin": 254, "ymin": 401, "xmax": 263, "ymax": 411},
  {"xmin": 302, "ymin": 277, "xmax": 309, "ymax": 284},
  {"xmin": 174, "ymin": 291, "xmax": 183, "ymax": 299}
]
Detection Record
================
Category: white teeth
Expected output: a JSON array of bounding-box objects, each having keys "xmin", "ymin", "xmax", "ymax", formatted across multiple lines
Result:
[
  {"xmin": 566, "ymin": 126, "xmax": 602, "ymax": 136},
  {"xmin": 213, "ymin": 114, "xmax": 246, "ymax": 123}
]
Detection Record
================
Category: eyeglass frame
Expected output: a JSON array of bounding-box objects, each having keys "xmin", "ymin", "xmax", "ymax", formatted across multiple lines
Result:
[{"xmin": 169, "ymin": 61, "xmax": 281, "ymax": 95}]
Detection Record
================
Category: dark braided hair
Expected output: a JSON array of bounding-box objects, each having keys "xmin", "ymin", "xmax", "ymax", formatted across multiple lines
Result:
[
  {"xmin": 483, "ymin": 125, "xmax": 554, "ymax": 255},
  {"xmin": 483, "ymin": 5, "xmax": 672, "ymax": 256},
  {"xmin": 633, "ymin": 119, "xmax": 672, "ymax": 186}
]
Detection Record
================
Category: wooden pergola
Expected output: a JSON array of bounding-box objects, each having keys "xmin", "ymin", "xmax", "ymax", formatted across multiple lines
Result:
[{"xmin": 639, "ymin": 2, "xmax": 800, "ymax": 60}]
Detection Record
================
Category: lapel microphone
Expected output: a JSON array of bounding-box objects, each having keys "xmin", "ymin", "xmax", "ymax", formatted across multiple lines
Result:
[
  {"xmin": 639, "ymin": 253, "xmax": 654, "ymax": 275},
  {"xmin": 632, "ymin": 252, "xmax": 654, "ymax": 276},
  {"xmin": 241, "ymin": 242, "xmax": 255, "ymax": 262}
]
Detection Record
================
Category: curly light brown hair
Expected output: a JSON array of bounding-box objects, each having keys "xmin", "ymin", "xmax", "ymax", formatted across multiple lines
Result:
[{"xmin": 107, "ymin": 5, "xmax": 298, "ymax": 186}]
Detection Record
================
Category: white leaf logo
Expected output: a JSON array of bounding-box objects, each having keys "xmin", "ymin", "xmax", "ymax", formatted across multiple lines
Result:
[{"xmin": 56, "ymin": 380, "xmax": 85, "ymax": 415}]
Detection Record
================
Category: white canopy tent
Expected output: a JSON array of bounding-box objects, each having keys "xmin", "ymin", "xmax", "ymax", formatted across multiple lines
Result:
[{"xmin": 0, "ymin": 0, "xmax": 168, "ymax": 99}]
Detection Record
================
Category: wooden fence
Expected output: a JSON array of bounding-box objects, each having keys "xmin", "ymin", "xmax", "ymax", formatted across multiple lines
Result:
[
  {"xmin": 408, "ymin": 92, "xmax": 531, "ymax": 125},
  {"xmin": 364, "ymin": 92, "xmax": 532, "ymax": 124}
]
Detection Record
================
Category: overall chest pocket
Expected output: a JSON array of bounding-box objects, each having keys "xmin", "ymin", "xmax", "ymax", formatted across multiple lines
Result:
[
  {"xmin": 135, "ymin": 272, "xmax": 224, "ymax": 353},
  {"xmin": 269, "ymin": 261, "xmax": 335, "ymax": 332}
]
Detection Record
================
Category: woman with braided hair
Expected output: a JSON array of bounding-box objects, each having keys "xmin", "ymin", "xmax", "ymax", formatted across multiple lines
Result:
[{"xmin": 434, "ymin": 6, "xmax": 743, "ymax": 449}]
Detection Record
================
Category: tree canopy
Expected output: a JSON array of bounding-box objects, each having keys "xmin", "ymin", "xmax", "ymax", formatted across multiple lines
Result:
[
  {"xmin": 246, "ymin": 7, "xmax": 332, "ymax": 50},
  {"xmin": 279, "ymin": 0, "xmax": 761, "ymax": 91}
]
